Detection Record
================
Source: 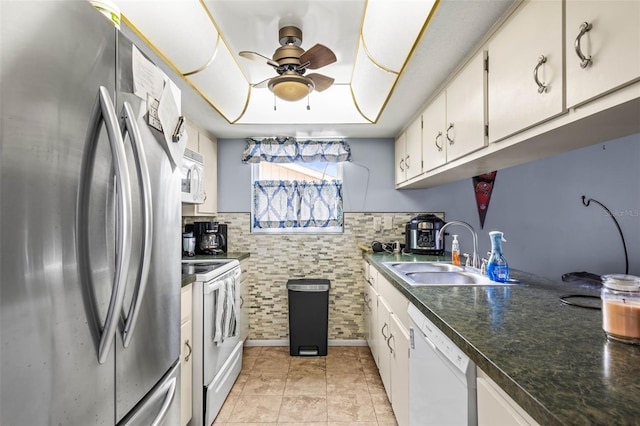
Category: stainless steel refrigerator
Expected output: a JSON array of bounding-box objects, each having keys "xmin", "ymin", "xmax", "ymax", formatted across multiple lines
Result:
[{"xmin": 1, "ymin": 2, "xmax": 181, "ymax": 425}]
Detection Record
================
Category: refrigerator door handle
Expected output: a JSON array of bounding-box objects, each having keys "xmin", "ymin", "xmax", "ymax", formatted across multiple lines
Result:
[
  {"xmin": 79, "ymin": 86, "xmax": 133, "ymax": 364},
  {"xmin": 150, "ymin": 376, "xmax": 177, "ymax": 426},
  {"xmin": 119, "ymin": 101, "xmax": 153, "ymax": 348}
]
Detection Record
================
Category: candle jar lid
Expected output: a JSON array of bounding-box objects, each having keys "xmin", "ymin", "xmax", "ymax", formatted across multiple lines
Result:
[{"xmin": 601, "ymin": 274, "xmax": 640, "ymax": 292}]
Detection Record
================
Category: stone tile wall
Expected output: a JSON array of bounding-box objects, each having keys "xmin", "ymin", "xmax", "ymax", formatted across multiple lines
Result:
[{"xmin": 184, "ymin": 212, "xmax": 413, "ymax": 341}]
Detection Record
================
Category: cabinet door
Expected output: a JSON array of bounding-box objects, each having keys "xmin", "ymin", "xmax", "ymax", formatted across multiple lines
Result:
[
  {"xmin": 368, "ymin": 284, "xmax": 380, "ymax": 367},
  {"xmin": 389, "ymin": 313, "xmax": 410, "ymax": 426},
  {"xmin": 239, "ymin": 278, "xmax": 249, "ymax": 342},
  {"xmin": 488, "ymin": 0, "xmax": 564, "ymax": 143},
  {"xmin": 566, "ymin": 0, "xmax": 640, "ymax": 108},
  {"xmin": 394, "ymin": 132, "xmax": 407, "ymax": 184},
  {"xmin": 239, "ymin": 260, "xmax": 249, "ymax": 341},
  {"xmin": 477, "ymin": 369, "xmax": 539, "ymax": 426},
  {"xmin": 377, "ymin": 296, "xmax": 392, "ymax": 400},
  {"xmin": 405, "ymin": 117, "xmax": 423, "ymax": 180},
  {"xmin": 446, "ymin": 50, "xmax": 488, "ymax": 161},
  {"xmin": 421, "ymin": 92, "xmax": 447, "ymax": 172},
  {"xmin": 185, "ymin": 121, "xmax": 199, "ymax": 152},
  {"xmin": 180, "ymin": 319, "xmax": 193, "ymax": 426},
  {"xmin": 197, "ymin": 132, "xmax": 218, "ymax": 214},
  {"xmin": 180, "ymin": 285, "xmax": 193, "ymax": 426}
]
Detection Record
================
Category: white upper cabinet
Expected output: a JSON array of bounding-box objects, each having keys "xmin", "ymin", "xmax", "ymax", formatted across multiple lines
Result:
[
  {"xmin": 488, "ymin": 0, "xmax": 564, "ymax": 143},
  {"xmin": 394, "ymin": 132, "xmax": 407, "ymax": 185},
  {"xmin": 182, "ymin": 121, "xmax": 218, "ymax": 216},
  {"xmin": 395, "ymin": 116, "xmax": 423, "ymax": 184},
  {"xmin": 421, "ymin": 92, "xmax": 447, "ymax": 173},
  {"xmin": 404, "ymin": 117, "xmax": 423, "ymax": 180},
  {"xmin": 445, "ymin": 50, "xmax": 488, "ymax": 161},
  {"xmin": 565, "ymin": 0, "xmax": 640, "ymax": 108},
  {"xmin": 421, "ymin": 51, "xmax": 487, "ymax": 172}
]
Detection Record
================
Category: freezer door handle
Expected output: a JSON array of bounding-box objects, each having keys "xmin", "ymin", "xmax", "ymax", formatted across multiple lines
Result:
[
  {"xmin": 150, "ymin": 375, "xmax": 177, "ymax": 426},
  {"xmin": 119, "ymin": 101, "xmax": 153, "ymax": 348},
  {"xmin": 78, "ymin": 86, "xmax": 133, "ymax": 364}
]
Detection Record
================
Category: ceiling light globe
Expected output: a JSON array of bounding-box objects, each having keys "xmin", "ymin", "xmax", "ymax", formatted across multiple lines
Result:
[{"xmin": 268, "ymin": 73, "xmax": 314, "ymax": 102}]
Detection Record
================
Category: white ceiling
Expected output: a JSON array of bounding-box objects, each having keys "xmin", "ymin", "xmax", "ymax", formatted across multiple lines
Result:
[{"xmin": 118, "ymin": 0, "xmax": 517, "ymax": 139}]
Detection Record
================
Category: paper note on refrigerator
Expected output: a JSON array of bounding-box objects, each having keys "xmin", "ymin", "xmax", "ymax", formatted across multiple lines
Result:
[
  {"xmin": 157, "ymin": 79, "xmax": 185, "ymax": 169},
  {"xmin": 132, "ymin": 45, "xmax": 164, "ymax": 101}
]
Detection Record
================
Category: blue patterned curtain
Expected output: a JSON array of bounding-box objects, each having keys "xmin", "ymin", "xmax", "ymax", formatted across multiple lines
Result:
[
  {"xmin": 253, "ymin": 180, "xmax": 343, "ymax": 229},
  {"xmin": 242, "ymin": 137, "xmax": 351, "ymax": 163}
]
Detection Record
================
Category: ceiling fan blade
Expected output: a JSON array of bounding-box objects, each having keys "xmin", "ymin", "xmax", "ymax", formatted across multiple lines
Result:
[
  {"xmin": 300, "ymin": 44, "xmax": 337, "ymax": 69},
  {"xmin": 252, "ymin": 78, "xmax": 270, "ymax": 89},
  {"xmin": 307, "ymin": 73, "xmax": 334, "ymax": 92},
  {"xmin": 239, "ymin": 51, "xmax": 279, "ymax": 68}
]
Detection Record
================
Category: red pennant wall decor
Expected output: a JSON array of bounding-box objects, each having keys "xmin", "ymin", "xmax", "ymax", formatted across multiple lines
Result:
[{"xmin": 473, "ymin": 171, "xmax": 497, "ymax": 229}]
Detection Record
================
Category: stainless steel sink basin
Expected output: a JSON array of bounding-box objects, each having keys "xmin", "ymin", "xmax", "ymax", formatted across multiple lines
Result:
[
  {"xmin": 382, "ymin": 261, "xmax": 510, "ymax": 286},
  {"xmin": 405, "ymin": 271, "xmax": 495, "ymax": 286},
  {"xmin": 382, "ymin": 262, "xmax": 464, "ymax": 273}
]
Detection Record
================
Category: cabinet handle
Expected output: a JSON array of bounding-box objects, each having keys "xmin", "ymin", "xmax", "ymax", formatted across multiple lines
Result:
[
  {"xmin": 575, "ymin": 22, "xmax": 592, "ymax": 69},
  {"xmin": 435, "ymin": 131, "xmax": 443, "ymax": 152},
  {"xmin": 533, "ymin": 55, "xmax": 548, "ymax": 94},
  {"xmin": 184, "ymin": 339, "xmax": 192, "ymax": 362},
  {"xmin": 399, "ymin": 158, "xmax": 405, "ymax": 172},
  {"xmin": 446, "ymin": 123, "xmax": 455, "ymax": 145},
  {"xmin": 381, "ymin": 323, "xmax": 389, "ymax": 339},
  {"xmin": 387, "ymin": 333, "xmax": 395, "ymax": 354},
  {"xmin": 240, "ymin": 296, "xmax": 244, "ymax": 308}
]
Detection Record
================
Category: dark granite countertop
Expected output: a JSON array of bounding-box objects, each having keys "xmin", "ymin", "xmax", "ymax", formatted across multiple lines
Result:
[
  {"xmin": 180, "ymin": 252, "xmax": 250, "ymax": 287},
  {"xmin": 366, "ymin": 252, "xmax": 640, "ymax": 425}
]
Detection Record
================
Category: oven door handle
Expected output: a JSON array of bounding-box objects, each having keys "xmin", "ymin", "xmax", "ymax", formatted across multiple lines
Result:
[{"xmin": 205, "ymin": 280, "xmax": 225, "ymax": 295}]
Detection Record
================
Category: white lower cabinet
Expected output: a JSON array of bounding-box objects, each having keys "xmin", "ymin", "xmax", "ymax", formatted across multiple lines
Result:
[
  {"xmin": 477, "ymin": 368, "xmax": 539, "ymax": 426},
  {"xmin": 180, "ymin": 284, "xmax": 193, "ymax": 426},
  {"xmin": 377, "ymin": 296, "xmax": 393, "ymax": 400},
  {"xmin": 389, "ymin": 313, "xmax": 410, "ymax": 426},
  {"xmin": 239, "ymin": 259, "xmax": 249, "ymax": 342},
  {"xmin": 363, "ymin": 263, "xmax": 411, "ymax": 426},
  {"xmin": 364, "ymin": 279, "xmax": 378, "ymax": 364}
]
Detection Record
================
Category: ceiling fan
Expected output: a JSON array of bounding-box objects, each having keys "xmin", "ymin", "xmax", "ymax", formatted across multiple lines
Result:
[{"xmin": 239, "ymin": 26, "xmax": 337, "ymax": 103}]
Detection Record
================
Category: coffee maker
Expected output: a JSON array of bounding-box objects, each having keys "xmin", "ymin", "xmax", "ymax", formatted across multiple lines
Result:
[
  {"xmin": 405, "ymin": 213, "xmax": 446, "ymax": 255},
  {"xmin": 186, "ymin": 221, "xmax": 228, "ymax": 255}
]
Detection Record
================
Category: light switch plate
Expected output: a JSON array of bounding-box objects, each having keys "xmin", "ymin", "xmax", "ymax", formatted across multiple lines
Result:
[
  {"xmin": 373, "ymin": 217, "xmax": 382, "ymax": 232},
  {"xmin": 383, "ymin": 216, "xmax": 393, "ymax": 230}
]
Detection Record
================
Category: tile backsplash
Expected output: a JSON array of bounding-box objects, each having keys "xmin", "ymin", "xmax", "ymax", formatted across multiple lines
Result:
[{"xmin": 183, "ymin": 212, "xmax": 413, "ymax": 341}]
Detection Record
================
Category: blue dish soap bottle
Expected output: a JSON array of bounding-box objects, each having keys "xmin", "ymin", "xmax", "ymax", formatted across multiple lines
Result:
[{"xmin": 487, "ymin": 231, "xmax": 509, "ymax": 282}]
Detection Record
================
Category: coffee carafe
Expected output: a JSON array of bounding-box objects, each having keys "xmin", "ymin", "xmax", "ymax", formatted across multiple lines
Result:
[
  {"xmin": 199, "ymin": 228, "xmax": 225, "ymax": 254},
  {"xmin": 188, "ymin": 221, "xmax": 227, "ymax": 255}
]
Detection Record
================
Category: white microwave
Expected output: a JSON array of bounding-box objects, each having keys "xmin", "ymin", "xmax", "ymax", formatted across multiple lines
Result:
[{"xmin": 181, "ymin": 148, "xmax": 205, "ymax": 204}]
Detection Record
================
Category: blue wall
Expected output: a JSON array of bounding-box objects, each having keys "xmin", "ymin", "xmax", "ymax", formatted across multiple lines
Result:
[{"xmin": 217, "ymin": 133, "xmax": 639, "ymax": 280}]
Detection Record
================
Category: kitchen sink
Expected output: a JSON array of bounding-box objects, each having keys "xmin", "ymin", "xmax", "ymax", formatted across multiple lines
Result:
[
  {"xmin": 382, "ymin": 261, "xmax": 511, "ymax": 286},
  {"xmin": 383, "ymin": 262, "xmax": 464, "ymax": 273}
]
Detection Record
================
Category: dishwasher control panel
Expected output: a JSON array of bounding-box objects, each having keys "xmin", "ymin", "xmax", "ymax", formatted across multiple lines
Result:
[{"xmin": 408, "ymin": 304, "xmax": 470, "ymax": 373}]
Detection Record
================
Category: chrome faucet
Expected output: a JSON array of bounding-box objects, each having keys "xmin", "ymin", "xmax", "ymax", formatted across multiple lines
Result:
[{"xmin": 437, "ymin": 221, "xmax": 479, "ymax": 269}]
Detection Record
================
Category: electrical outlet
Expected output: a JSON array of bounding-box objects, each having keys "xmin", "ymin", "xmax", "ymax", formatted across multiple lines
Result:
[
  {"xmin": 383, "ymin": 216, "xmax": 393, "ymax": 230},
  {"xmin": 373, "ymin": 217, "xmax": 382, "ymax": 232}
]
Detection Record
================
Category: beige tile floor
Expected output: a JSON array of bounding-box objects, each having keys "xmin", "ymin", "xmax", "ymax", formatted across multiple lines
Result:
[{"xmin": 213, "ymin": 346, "xmax": 398, "ymax": 425}]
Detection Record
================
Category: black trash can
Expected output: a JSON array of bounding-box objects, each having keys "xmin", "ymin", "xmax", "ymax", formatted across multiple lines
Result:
[{"xmin": 287, "ymin": 279, "xmax": 331, "ymax": 356}]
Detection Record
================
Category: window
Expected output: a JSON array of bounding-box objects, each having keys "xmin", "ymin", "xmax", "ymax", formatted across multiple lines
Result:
[{"xmin": 243, "ymin": 138, "xmax": 350, "ymax": 234}]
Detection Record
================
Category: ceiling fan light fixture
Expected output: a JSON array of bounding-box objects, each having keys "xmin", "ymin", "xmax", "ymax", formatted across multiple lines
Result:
[{"xmin": 268, "ymin": 73, "xmax": 314, "ymax": 102}]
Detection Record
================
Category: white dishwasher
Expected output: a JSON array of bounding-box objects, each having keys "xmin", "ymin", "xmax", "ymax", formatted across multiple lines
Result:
[{"xmin": 408, "ymin": 303, "xmax": 477, "ymax": 426}]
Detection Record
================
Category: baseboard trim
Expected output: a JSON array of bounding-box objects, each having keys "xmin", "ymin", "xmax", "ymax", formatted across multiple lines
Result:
[{"xmin": 244, "ymin": 339, "xmax": 367, "ymax": 347}]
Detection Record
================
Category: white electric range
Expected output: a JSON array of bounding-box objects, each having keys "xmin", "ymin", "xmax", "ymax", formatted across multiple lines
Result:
[{"xmin": 182, "ymin": 259, "xmax": 242, "ymax": 426}]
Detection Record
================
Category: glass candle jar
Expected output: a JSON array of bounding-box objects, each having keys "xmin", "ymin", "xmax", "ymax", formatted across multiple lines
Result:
[{"xmin": 601, "ymin": 274, "xmax": 640, "ymax": 345}]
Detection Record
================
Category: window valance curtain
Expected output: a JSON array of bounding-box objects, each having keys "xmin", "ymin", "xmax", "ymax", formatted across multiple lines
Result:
[
  {"xmin": 241, "ymin": 137, "xmax": 351, "ymax": 163},
  {"xmin": 253, "ymin": 180, "xmax": 343, "ymax": 229}
]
